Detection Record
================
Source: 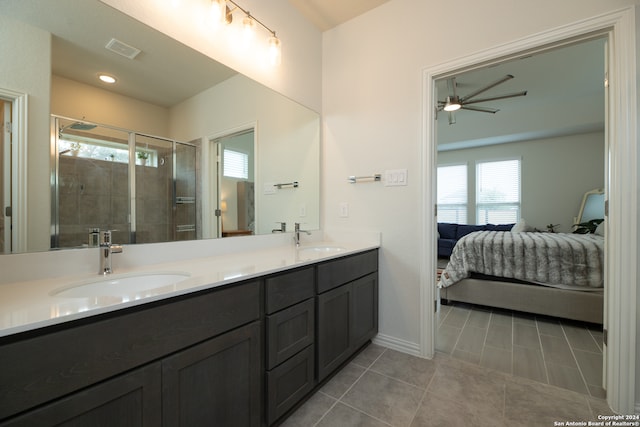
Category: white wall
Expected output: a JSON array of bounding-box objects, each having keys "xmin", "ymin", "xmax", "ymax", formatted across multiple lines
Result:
[
  {"xmin": 99, "ymin": 0, "xmax": 322, "ymax": 112},
  {"xmin": 51, "ymin": 76, "xmax": 170, "ymax": 136},
  {"xmin": 438, "ymin": 132, "xmax": 605, "ymax": 233},
  {"xmin": 322, "ymin": 0, "xmax": 638, "ymax": 351},
  {"xmin": 169, "ymin": 74, "xmax": 320, "ymax": 235},
  {"xmin": 0, "ymin": 15, "xmax": 51, "ymax": 252}
]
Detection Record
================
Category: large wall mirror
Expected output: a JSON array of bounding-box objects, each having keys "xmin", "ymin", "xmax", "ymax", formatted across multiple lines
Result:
[{"xmin": 1, "ymin": 0, "xmax": 320, "ymax": 254}]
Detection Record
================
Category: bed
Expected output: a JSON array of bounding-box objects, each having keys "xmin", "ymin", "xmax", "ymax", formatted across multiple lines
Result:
[{"xmin": 438, "ymin": 230, "xmax": 604, "ymax": 324}]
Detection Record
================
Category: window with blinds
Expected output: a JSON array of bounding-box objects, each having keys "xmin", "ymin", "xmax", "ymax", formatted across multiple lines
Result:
[
  {"xmin": 223, "ymin": 149, "xmax": 249, "ymax": 179},
  {"xmin": 437, "ymin": 164, "xmax": 468, "ymax": 224},
  {"xmin": 476, "ymin": 159, "xmax": 521, "ymax": 224}
]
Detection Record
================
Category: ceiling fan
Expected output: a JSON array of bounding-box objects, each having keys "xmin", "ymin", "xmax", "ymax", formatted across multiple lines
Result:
[{"xmin": 438, "ymin": 74, "xmax": 527, "ymax": 124}]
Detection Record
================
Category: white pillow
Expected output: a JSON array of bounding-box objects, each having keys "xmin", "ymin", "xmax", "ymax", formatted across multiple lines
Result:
[
  {"xmin": 511, "ymin": 219, "xmax": 533, "ymax": 233},
  {"xmin": 595, "ymin": 221, "xmax": 605, "ymax": 236}
]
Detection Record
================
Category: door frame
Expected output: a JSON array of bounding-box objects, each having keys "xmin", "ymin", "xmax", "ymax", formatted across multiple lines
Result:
[
  {"xmin": 0, "ymin": 88, "xmax": 28, "ymax": 253},
  {"xmin": 204, "ymin": 123, "xmax": 257, "ymax": 238},
  {"xmin": 420, "ymin": 7, "xmax": 637, "ymax": 414}
]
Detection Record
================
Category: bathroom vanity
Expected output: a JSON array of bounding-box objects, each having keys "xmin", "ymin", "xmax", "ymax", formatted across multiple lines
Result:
[{"xmin": 0, "ymin": 241, "xmax": 378, "ymax": 426}]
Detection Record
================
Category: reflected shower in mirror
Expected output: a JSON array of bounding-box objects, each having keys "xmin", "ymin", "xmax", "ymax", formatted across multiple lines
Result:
[
  {"xmin": 53, "ymin": 116, "xmax": 198, "ymax": 249},
  {"xmin": 1, "ymin": 0, "xmax": 319, "ymax": 254}
]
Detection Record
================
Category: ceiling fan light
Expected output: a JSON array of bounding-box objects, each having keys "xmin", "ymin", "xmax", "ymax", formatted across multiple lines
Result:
[{"xmin": 443, "ymin": 96, "xmax": 461, "ymax": 112}]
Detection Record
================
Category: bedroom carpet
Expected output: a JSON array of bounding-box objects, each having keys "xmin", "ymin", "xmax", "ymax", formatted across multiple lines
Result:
[
  {"xmin": 436, "ymin": 302, "xmax": 605, "ymax": 399},
  {"xmin": 281, "ymin": 341, "xmax": 611, "ymax": 427}
]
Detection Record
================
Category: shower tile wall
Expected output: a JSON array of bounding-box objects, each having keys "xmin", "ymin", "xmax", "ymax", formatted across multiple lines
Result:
[{"xmin": 58, "ymin": 156, "xmax": 129, "ymax": 247}]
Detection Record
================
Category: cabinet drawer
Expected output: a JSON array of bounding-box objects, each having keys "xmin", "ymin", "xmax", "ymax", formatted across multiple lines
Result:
[
  {"xmin": 266, "ymin": 345, "xmax": 315, "ymax": 425},
  {"xmin": 317, "ymin": 250, "xmax": 378, "ymax": 294},
  {"xmin": 265, "ymin": 267, "xmax": 315, "ymax": 314},
  {"xmin": 266, "ymin": 299, "xmax": 314, "ymax": 369}
]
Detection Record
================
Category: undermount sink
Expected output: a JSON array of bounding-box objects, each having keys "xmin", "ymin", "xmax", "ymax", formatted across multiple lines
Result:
[
  {"xmin": 51, "ymin": 272, "xmax": 191, "ymax": 298},
  {"xmin": 297, "ymin": 246, "xmax": 346, "ymax": 259}
]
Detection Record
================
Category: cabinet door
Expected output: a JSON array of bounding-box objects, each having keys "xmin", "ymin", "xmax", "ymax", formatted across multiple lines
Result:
[
  {"xmin": 316, "ymin": 284, "xmax": 351, "ymax": 382},
  {"xmin": 266, "ymin": 345, "xmax": 315, "ymax": 425},
  {"xmin": 0, "ymin": 363, "xmax": 161, "ymax": 427},
  {"xmin": 162, "ymin": 321, "xmax": 261, "ymax": 427},
  {"xmin": 351, "ymin": 273, "xmax": 378, "ymax": 350}
]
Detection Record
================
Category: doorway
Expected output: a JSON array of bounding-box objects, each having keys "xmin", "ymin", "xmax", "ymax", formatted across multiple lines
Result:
[
  {"xmin": 421, "ymin": 9, "xmax": 637, "ymax": 414},
  {"xmin": 210, "ymin": 128, "xmax": 256, "ymax": 238}
]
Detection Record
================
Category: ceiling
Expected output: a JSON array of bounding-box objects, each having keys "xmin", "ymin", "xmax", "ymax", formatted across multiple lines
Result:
[
  {"xmin": 3, "ymin": 0, "xmax": 605, "ymax": 146},
  {"xmin": 436, "ymin": 38, "xmax": 606, "ymax": 150},
  {"xmin": 286, "ymin": 0, "xmax": 390, "ymax": 32}
]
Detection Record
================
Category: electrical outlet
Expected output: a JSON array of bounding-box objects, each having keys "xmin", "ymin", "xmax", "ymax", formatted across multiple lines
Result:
[
  {"xmin": 339, "ymin": 202, "xmax": 349, "ymax": 217},
  {"xmin": 299, "ymin": 204, "xmax": 307, "ymax": 217}
]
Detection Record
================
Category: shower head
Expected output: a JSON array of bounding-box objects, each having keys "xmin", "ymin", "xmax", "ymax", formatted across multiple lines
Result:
[
  {"xmin": 61, "ymin": 122, "xmax": 97, "ymax": 132},
  {"xmin": 58, "ymin": 121, "xmax": 97, "ymax": 138},
  {"xmin": 68, "ymin": 122, "xmax": 97, "ymax": 131}
]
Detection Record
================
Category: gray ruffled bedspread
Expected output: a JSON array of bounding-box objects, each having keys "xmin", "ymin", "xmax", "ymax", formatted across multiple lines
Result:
[{"xmin": 439, "ymin": 231, "xmax": 604, "ymax": 289}]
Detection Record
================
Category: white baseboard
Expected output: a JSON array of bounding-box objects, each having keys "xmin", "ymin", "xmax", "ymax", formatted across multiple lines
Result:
[{"xmin": 372, "ymin": 333, "xmax": 422, "ymax": 357}]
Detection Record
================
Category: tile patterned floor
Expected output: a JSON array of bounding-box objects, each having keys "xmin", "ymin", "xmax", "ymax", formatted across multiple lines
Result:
[
  {"xmin": 436, "ymin": 302, "xmax": 605, "ymax": 398},
  {"xmin": 281, "ymin": 341, "xmax": 613, "ymax": 427}
]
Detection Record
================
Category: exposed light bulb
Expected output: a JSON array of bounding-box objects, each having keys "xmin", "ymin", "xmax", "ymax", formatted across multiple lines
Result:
[
  {"xmin": 267, "ymin": 35, "xmax": 281, "ymax": 66},
  {"xmin": 210, "ymin": 0, "xmax": 228, "ymax": 25},
  {"xmin": 242, "ymin": 15, "xmax": 255, "ymax": 42}
]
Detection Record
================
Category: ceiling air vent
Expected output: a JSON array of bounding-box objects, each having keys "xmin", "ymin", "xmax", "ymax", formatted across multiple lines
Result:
[{"xmin": 105, "ymin": 38, "xmax": 141, "ymax": 60}]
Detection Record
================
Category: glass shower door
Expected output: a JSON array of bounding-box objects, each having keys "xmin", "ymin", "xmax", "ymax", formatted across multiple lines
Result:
[
  {"xmin": 134, "ymin": 134, "xmax": 197, "ymax": 243},
  {"xmin": 134, "ymin": 134, "xmax": 174, "ymax": 244}
]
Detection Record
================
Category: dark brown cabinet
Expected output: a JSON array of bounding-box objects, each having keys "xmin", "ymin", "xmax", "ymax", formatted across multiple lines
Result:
[
  {"xmin": 0, "ymin": 363, "xmax": 161, "ymax": 427},
  {"xmin": 264, "ymin": 267, "xmax": 316, "ymax": 425},
  {"xmin": 162, "ymin": 321, "xmax": 261, "ymax": 427},
  {"xmin": 0, "ymin": 249, "xmax": 379, "ymax": 427},
  {"xmin": 317, "ymin": 251, "xmax": 378, "ymax": 382},
  {"xmin": 0, "ymin": 281, "xmax": 261, "ymax": 426}
]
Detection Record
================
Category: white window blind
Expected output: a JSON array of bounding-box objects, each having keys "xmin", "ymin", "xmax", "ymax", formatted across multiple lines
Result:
[
  {"xmin": 223, "ymin": 149, "xmax": 249, "ymax": 179},
  {"xmin": 437, "ymin": 164, "xmax": 467, "ymax": 224},
  {"xmin": 476, "ymin": 159, "xmax": 520, "ymax": 224}
]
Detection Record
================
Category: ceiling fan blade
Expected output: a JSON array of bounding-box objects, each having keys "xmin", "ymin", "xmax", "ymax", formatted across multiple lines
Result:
[
  {"xmin": 463, "ymin": 91, "xmax": 528, "ymax": 105},
  {"xmin": 447, "ymin": 77, "xmax": 458, "ymax": 98},
  {"xmin": 460, "ymin": 74, "xmax": 514, "ymax": 102},
  {"xmin": 461, "ymin": 105, "xmax": 499, "ymax": 114}
]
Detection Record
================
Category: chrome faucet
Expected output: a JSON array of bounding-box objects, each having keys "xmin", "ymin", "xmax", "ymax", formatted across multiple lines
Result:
[
  {"xmin": 272, "ymin": 222, "xmax": 287, "ymax": 233},
  {"xmin": 99, "ymin": 230, "xmax": 122, "ymax": 275},
  {"xmin": 294, "ymin": 223, "xmax": 311, "ymax": 247}
]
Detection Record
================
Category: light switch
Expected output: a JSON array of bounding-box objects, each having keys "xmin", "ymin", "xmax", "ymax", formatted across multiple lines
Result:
[
  {"xmin": 263, "ymin": 183, "xmax": 277, "ymax": 195},
  {"xmin": 384, "ymin": 169, "xmax": 408, "ymax": 186}
]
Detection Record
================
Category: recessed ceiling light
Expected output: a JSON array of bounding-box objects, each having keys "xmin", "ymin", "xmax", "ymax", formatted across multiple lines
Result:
[{"xmin": 98, "ymin": 74, "xmax": 117, "ymax": 84}]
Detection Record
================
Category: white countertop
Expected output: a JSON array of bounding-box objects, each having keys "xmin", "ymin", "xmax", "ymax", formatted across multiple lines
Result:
[{"xmin": 0, "ymin": 233, "xmax": 379, "ymax": 338}]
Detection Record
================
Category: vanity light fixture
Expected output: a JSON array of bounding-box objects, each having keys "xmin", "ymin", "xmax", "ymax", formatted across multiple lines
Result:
[
  {"xmin": 212, "ymin": 0, "xmax": 282, "ymax": 65},
  {"xmin": 98, "ymin": 74, "xmax": 117, "ymax": 84},
  {"xmin": 443, "ymin": 96, "xmax": 461, "ymax": 112}
]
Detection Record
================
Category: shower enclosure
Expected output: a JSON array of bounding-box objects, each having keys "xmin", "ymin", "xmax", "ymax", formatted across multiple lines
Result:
[{"xmin": 51, "ymin": 116, "xmax": 197, "ymax": 249}]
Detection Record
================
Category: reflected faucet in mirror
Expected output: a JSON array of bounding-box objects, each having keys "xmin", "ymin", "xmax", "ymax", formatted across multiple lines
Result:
[{"xmin": 272, "ymin": 222, "xmax": 286, "ymax": 233}]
